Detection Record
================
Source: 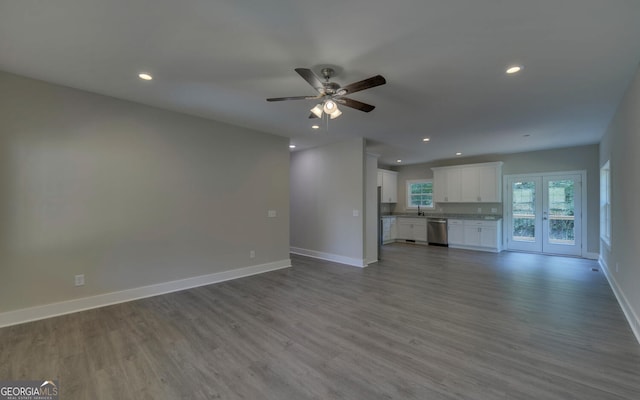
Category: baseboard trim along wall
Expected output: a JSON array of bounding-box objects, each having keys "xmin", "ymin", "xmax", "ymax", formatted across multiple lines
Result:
[
  {"xmin": 585, "ymin": 252, "xmax": 599, "ymax": 260},
  {"xmin": 290, "ymin": 247, "xmax": 367, "ymax": 268},
  {"xmin": 599, "ymin": 257, "xmax": 640, "ymax": 344},
  {"xmin": 0, "ymin": 259, "xmax": 291, "ymax": 328}
]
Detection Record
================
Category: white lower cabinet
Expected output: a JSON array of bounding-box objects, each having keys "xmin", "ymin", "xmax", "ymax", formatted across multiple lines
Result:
[
  {"xmin": 448, "ymin": 219, "xmax": 502, "ymax": 252},
  {"xmin": 381, "ymin": 217, "xmax": 397, "ymax": 244},
  {"xmin": 397, "ymin": 217, "xmax": 427, "ymax": 242},
  {"xmin": 447, "ymin": 220, "xmax": 464, "ymax": 246}
]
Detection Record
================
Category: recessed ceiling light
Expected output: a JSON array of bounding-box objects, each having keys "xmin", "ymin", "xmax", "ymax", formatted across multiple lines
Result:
[
  {"xmin": 422, "ymin": 138, "xmax": 430, "ymax": 142},
  {"xmin": 138, "ymin": 73, "xmax": 153, "ymax": 81},
  {"xmin": 289, "ymin": 144, "xmax": 296, "ymax": 149},
  {"xmin": 506, "ymin": 65, "xmax": 522, "ymax": 74},
  {"xmin": 396, "ymin": 159, "xmax": 402, "ymax": 163},
  {"xmin": 311, "ymin": 125, "xmax": 320, "ymax": 130},
  {"xmin": 455, "ymin": 152, "xmax": 462, "ymax": 156}
]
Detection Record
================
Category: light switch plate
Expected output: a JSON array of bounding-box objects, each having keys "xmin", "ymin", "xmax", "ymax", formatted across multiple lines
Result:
[
  {"xmin": 268, "ymin": 210, "xmax": 277, "ymax": 218},
  {"xmin": 352, "ymin": 209, "xmax": 359, "ymax": 217}
]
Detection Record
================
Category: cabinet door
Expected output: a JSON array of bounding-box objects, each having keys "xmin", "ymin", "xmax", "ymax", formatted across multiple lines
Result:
[
  {"xmin": 433, "ymin": 170, "xmax": 447, "ymax": 203},
  {"xmin": 402, "ymin": 218, "xmax": 427, "ymax": 241},
  {"xmin": 381, "ymin": 170, "xmax": 398, "ymax": 203},
  {"xmin": 397, "ymin": 222, "xmax": 412, "ymax": 240},
  {"xmin": 480, "ymin": 226, "xmax": 498, "ymax": 248},
  {"xmin": 460, "ymin": 167, "xmax": 480, "ymax": 202},
  {"xmin": 382, "ymin": 219, "xmax": 391, "ymax": 241},
  {"xmin": 434, "ymin": 168, "xmax": 461, "ymax": 202},
  {"xmin": 389, "ymin": 218, "xmax": 397, "ymax": 239},
  {"xmin": 477, "ymin": 165, "xmax": 500, "ymax": 202},
  {"xmin": 446, "ymin": 168, "xmax": 461, "ymax": 202},
  {"xmin": 413, "ymin": 224, "xmax": 427, "ymax": 242},
  {"xmin": 448, "ymin": 220, "xmax": 465, "ymax": 245},
  {"xmin": 463, "ymin": 225, "xmax": 482, "ymax": 246}
]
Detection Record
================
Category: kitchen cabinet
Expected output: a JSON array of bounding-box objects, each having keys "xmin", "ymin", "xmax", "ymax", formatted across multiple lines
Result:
[
  {"xmin": 447, "ymin": 219, "xmax": 465, "ymax": 246},
  {"xmin": 381, "ymin": 217, "xmax": 397, "ymax": 244},
  {"xmin": 378, "ymin": 169, "xmax": 398, "ymax": 203},
  {"xmin": 434, "ymin": 168, "xmax": 461, "ymax": 203},
  {"xmin": 397, "ymin": 217, "xmax": 427, "ymax": 242},
  {"xmin": 433, "ymin": 162, "xmax": 503, "ymax": 203},
  {"xmin": 448, "ymin": 219, "xmax": 502, "ymax": 252}
]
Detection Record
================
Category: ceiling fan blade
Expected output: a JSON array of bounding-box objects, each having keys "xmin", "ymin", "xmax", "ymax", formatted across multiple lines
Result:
[
  {"xmin": 340, "ymin": 75, "xmax": 386, "ymax": 95},
  {"xmin": 266, "ymin": 95, "xmax": 321, "ymax": 102},
  {"xmin": 308, "ymin": 113, "xmax": 320, "ymax": 119},
  {"xmin": 337, "ymin": 97, "xmax": 376, "ymax": 112},
  {"xmin": 295, "ymin": 68, "xmax": 325, "ymax": 93}
]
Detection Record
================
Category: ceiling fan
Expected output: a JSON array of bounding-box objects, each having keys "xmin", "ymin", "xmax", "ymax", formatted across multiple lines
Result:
[{"xmin": 266, "ymin": 68, "xmax": 386, "ymax": 119}]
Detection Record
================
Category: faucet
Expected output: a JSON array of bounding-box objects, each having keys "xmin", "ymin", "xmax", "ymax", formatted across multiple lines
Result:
[{"xmin": 417, "ymin": 205, "xmax": 425, "ymax": 216}]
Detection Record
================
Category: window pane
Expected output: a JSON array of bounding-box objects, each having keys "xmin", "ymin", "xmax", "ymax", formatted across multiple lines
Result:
[
  {"xmin": 512, "ymin": 181, "xmax": 536, "ymax": 242},
  {"xmin": 547, "ymin": 179, "xmax": 575, "ymax": 245},
  {"xmin": 408, "ymin": 181, "xmax": 433, "ymax": 208}
]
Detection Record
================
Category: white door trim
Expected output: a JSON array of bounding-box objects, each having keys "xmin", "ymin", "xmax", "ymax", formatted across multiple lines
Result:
[{"xmin": 503, "ymin": 170, "xmax": 588, "ymax": 258}]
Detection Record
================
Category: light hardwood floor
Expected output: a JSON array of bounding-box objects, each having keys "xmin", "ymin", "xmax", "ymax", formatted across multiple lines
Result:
[{"xmin": 1, "ymin": 244, "xmax": 639, "ymax": 399}]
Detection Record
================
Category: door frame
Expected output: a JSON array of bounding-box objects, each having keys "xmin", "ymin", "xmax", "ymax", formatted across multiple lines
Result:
[{"xmin": 503, "ymin": 170, "xmax": 588, "ymax": 258}]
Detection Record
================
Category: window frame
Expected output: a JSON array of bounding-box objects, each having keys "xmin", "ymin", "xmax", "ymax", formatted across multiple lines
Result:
[
  {"xmin": 406, "ymin": 179, "xmax": 434, "ymax": 210},
  {"xmin": 600, "ymin": 161, "xmax": 611, "ymax": 248}
]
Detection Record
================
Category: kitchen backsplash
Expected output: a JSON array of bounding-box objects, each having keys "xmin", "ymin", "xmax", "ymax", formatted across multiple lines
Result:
[
  {"xmin": 380, "ymin": 203, "xmax": 393, "ymax": 215},
  {"xmin": 390, "ymin": 202, "xmax": 503, "ymax": 216}
]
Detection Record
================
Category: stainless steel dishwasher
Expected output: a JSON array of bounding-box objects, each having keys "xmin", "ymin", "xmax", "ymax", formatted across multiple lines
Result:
[{"xmin": 427, "ymin": 218, "xmax": 448, "ymax": 246}]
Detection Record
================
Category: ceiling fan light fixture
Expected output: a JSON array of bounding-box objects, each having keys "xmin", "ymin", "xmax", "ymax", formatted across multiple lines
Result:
[
  {"xmin": 323, "ymin": 100, "xmax": 337, "ymax": 114},
  {"xmin": 329, "ymin": 108, "xmax": 342, "ymax": 119},
  {"xmin": 310, "ymin": 104, "xmax": 323, "ymax": 118}
]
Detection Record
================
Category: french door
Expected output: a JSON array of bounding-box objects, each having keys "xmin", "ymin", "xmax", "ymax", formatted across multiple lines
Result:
[{"xmin": 505, "ymin": 173, "xmax": 582, "ymax": 256}]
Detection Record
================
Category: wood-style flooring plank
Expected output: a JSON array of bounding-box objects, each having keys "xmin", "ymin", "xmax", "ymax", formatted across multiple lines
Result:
[{"xmin": 1, "ymin": 244, "xmax": 639, "ymax": 399}]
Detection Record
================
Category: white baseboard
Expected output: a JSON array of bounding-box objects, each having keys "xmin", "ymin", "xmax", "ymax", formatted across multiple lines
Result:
[
  {"xmin": 448, "ymin": 244, "xmax": 500, "ymax": 253},
  {"xmin": 585, "ymin": 251, "xmax": 599, "ymax": 260},
  {"xmin": 290, "ymin": 247, "xmax": 366, "ymax": 268},
  {"xmin": 0, "ymin": 259, "xmax": 291, "ymax": 328},
  {"xmin": 599, "ymin": 257, "xmax": 640, "ymax": 344}
]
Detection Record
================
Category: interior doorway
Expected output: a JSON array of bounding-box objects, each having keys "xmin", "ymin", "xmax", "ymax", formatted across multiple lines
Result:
[{"xmin": 504, "ymin": 172, "xmax": 585, "ymax": 257}]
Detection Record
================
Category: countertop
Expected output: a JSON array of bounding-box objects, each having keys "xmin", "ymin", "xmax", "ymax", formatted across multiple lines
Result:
[{"xmin": 381, "ymin": 213, "xmax": 502, "ymax": 221}]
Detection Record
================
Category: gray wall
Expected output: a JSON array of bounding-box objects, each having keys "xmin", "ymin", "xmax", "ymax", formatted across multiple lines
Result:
[
  {"xmin": 290, "ymin": 138, "xmax": 365, "ymax": 263},
  {"xmin": 392, "ymin": 144, "xmax": 600, "ymax": 254},
  {"xmin": 599, "ymin": 62, "xmax": 640, "ymax": 336},
  {"xmin": 0, "ymin": 71, "xmax": 290, "ymax": 313}
]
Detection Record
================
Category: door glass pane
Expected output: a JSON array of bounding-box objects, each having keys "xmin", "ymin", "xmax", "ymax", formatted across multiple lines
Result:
[
  {"xmin": 512, "ymin": 181, "xmax": 536, "ymax": 242},
  {"xmin": 548, "ymin": 179, "xmax": 575, "ymax": 245}
]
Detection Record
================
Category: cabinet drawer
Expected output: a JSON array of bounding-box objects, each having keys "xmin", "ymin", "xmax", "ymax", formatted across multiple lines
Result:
[{"xmin": 463, "ymin": 220, "xmax": 498, "ymax": 226}]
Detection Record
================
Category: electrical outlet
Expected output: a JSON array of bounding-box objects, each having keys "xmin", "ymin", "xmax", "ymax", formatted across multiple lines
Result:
[
  {"xmin": 250, "ymin": 250, "xmax": 255, "ymax": 258},
  {"xmin": 352, "ymin": 209, "xmax": 359, "ymax": 217},
  {"xmin": 477, "ymin": 207, "xmax": 482, "ymax": 213},
  {"xmin": 75, "ymin": 274, "xmax": 85, "ymax": 286},
  {"xmin": 491, "ymin": 208, "xmax": 497, "ymax": 213}
]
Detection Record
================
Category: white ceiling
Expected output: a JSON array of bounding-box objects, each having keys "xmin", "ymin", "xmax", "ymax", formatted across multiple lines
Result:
[{"xmin": 2, "ymin": 0, "xmax": 640, "ymax": 165}]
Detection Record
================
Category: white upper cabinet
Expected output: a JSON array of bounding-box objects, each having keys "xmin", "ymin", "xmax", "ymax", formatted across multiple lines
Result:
[
  {"xmin": 433, "ymin": 168, "xmax": 461, "ymax": 203},
  {"xmin": 433, "ymin": 162, "xmax": 502, "ymax": 203},
  {"xmin": 378, "ymin": 169, "xmax": 398, "ymax": 203}
]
